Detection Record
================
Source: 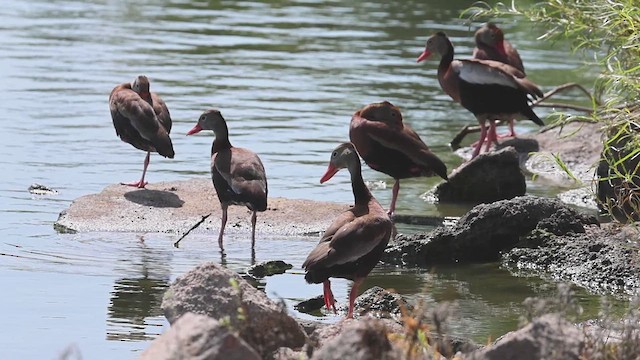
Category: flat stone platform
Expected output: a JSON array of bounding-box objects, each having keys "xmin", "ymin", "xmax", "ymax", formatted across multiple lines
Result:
[{"xmin": 55, "ymin": 178, "xmax": 351, "ymax": 237}]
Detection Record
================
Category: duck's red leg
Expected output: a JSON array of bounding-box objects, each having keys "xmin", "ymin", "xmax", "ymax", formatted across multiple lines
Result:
[
  {"xmin": 323, "ymin": 280, "xmax": 337, "ymax": 313},
  {"xmin": 346, "ymin": 278, "xmax": 364, "ymax": 319},
  {"xmin": 122, "ymin": 151, "xmax": 150, "ymax": 188},
  {"xmin": 388, "ymin": 179, "xmax": 400, "ymax": 216},
  {"xmin": 471, "ymin": 122, "xmax": 488, "ymax": 159},
  {"xmin": 484, "ymin": 121, "xmax": 498, "ymax": 152}
]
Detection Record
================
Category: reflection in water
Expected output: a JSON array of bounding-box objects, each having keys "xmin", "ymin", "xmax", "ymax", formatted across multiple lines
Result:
[{"xmin": 107, "ymin": 237, "xmax": 171, "ymax": 342}]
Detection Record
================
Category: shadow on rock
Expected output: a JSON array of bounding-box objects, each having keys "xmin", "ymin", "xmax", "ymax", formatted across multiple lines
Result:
[{"xmin": 124, "ymin": 189, "xmax": 185, "ymax": 208}]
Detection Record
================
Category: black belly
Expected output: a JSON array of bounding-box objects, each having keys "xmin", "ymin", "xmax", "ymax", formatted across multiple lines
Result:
[
  {"xmin": 362, "ymin": 142, "xmax": 425, "ymax": 180},
  {"xmin": 304, "ymin": 241, "xmax": 388, "ymax": 284},
  {"xmin": 459, "ymin": 82, "xmax": 531, "ymax": 116}
]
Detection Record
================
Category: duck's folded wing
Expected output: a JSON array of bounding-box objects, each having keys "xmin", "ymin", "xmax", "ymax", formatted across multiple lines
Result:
[{"xmin": 304, "ymin": 215, "xmax": 390, "ymax": 269}]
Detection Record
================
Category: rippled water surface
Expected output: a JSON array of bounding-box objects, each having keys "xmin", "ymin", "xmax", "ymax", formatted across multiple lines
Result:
[{"xmin": 0, "ymin": 0, "xmax": 608, "ymax": 359}]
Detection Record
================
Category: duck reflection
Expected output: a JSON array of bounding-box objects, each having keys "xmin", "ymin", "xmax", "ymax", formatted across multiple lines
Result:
[{"xmin": 106, "ymin": 235, "xmax": 171, "ymax": 341}]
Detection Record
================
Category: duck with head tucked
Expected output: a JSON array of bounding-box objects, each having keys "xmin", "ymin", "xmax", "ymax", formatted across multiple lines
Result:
[
  {"xmin": 109, "ymin": 75, "xmax": 174, "ymax": 188},
  {"xmin": 349, "ymin": 101, "xmax": 448, "ymax": 215}
]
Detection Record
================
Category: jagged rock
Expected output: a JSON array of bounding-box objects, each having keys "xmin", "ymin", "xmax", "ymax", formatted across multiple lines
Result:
[
  {"xmin": 310, "ymin": 318, "xmax": 403, "ymax": 360},
  {"xmin": 309, "ymin": 318, "xmax": 404, "ymax": 350},
  {"xmin": 162, "ymin": 262, "xmax": 306, "ymax": 358},
  {"xmin": 340, "ymin": 286, "xmax": 412, "ymax": 318},
  {"xmin": 463, "ymin": 314, "xmax": 584, "ymax": 360},
  {"xmin": 247, "ymin": 260, "xmax": 293, "ymax": 278},
  {"xmin": 383, "ymin": 196, "xmax": 598, "ymax": 266},
  {"xmin": 139, "ymin": 313, "xmax": 260, "ymax": 360},
  {"xmin": 435, "ymin": 147, "xmax": 525, "ymax": 204},
  {"xmin": 504, "ymin": 224, "xmax": 640, "ymax": 296}
]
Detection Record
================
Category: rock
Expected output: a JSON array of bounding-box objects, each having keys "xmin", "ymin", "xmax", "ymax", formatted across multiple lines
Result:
[
  {"xmin": 383, "ymin": 196, "xmax": 598, "ymax": 266},
  {"xmin": 273, "ymin": 347, "xmax": 310, "ymax": 360},
  {"xmin": 54, "ymin": 178, "xmax": 350, "ymax": 234},
  {"xmin": 596, "ymin": 122, "xmax": 640, "ymax": 222},
  {"xmin": 162, "ymin": 262, "xmax": 306, "ymax": 358},
  {"xmin": 504, "ymin": 223, "xmax": 640, "ymax": 296},
  {"xmin": 556, "ymin": 187, "xmax": 598, "ymax": 210},
  {"xmin": 247, "ymin": 260, "xmax": 293, "ymax": 278},
  {"xmin": 464, "ymin": 314, "xmax": 584, "ymax": 360},
  {"xmin": 309, "ymin": 318, "xmax": 404, "ymax": 350},
  {"xmin": 434, "ymin": 147, "xmax": 525, "ymax": 204},
  {"xmin": 139, "ymin": 312, "xmax": 260, "ymax": 360},
  {"xmin": 310, "ymin": 318, "xmax": 403, "ymax": 360},
  {"xmin": 340, "ymin": 286, "xmax": 412, "ymax": 318},
  {"xmin": 295, "ymin": 295, "xmax": 325, "ymax": 314}
]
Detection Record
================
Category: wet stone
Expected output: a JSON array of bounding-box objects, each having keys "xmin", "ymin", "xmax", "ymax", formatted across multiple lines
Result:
[{"xmin": 247, "ymin": 260, "xmax": 293, "ymax": 278}]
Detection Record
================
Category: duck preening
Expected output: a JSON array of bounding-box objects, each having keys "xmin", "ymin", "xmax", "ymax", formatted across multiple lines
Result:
[
  {"xmin": 187, "ymin": 109, "xmax": 268, "ymax": 251},
  {"xmin": 303, "ymin": 142, "xmax": 393, "ymax": 319},
  {"xmin": 109, "ymin": 75, "xmax": 174, "ymax": 188},
  {"xmin": 417, "ymin": 31, "xmax": 543, "ymax": 158},
  {"xmin": 349, "ymin": 101, "xmax": 448, "ymax": 215}
]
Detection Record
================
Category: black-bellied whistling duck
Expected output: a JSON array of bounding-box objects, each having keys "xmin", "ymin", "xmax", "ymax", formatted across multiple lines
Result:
[
  {"xmin": 109, "ymin": 75, "xmax": 174, "ymax": 188},
  {"xmin": 473, "ymin": 23, "xmax": 526, "ymax": 138},
  {"xmin": 187, "ymin": 109, "xmax": 268, "ymax": 251},
  {"xmin": 349, "ymin": 101, "xmax": 448, "ymax": 216},
  {"xmin": 417, "ymin": 32, "xmax": 544, "ymax": 159},
  {"xmin": 303, "ymin": 142, "xmax": 393, "ymax": 319}
]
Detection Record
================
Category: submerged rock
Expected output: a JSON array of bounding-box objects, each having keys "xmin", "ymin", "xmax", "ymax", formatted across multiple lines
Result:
[
  {"xmin": 295, "ymin": 295, "xmax": 325, "ymax": 314},
  {"xmin": 139, "ymin": 312, "xmax": 260, "ymax": 360},
  {"xmin": 28, "ymin": 183, "xmax": 58, "ymax": 195},
  {"xmin": 434, "ymin": 147, "xmax": 525, "ymax": 204},
  {"xmin": 464, "ymin": 314, "xmax": 584, "ymax": 360},
  {"xmin": 247, "ymin": 260, "xmax": 293, "ymax": 278},
  {"xmin": 161, "ymin": 262, "xmax": 306, "ymax": 358},
  {"xmin": 383, "ymin": 196, "xmax": 598, "ymax": 266}
]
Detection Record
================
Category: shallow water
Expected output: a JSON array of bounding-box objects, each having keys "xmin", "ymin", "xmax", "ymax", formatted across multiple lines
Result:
[{"xmin": 0, "ymin": 0, "xmax": 613, "ymax": 358}]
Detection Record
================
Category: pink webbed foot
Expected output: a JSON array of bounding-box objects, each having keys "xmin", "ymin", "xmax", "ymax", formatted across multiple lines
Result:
[{"xmin": 121, "ymin": 180, "xmax": 148, "ymax": 188}]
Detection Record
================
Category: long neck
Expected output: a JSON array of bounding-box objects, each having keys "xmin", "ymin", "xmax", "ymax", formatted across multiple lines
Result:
[
  {"xmin": 211, "ymin": 122, "xmax": 232, "ymax": 154},
  {"xmin": 348, "ymin": 159, "xmax": 372, "ymax": 205},
  {"xmin": 438, "ymin": 40, "xmax": 455, "ymax": 75}
]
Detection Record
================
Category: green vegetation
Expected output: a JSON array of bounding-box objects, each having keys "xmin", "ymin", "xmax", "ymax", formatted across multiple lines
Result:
[{"xmin": 465, "ymin": 1, "xmax": 640, "ymax": 222}]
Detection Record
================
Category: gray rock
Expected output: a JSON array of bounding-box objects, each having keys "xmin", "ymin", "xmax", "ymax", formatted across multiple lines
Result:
[
  {"xmin": 464, "ymin": 314, "xmax": 584, "ymax": 360},
  {"xmin": 310, "ymin": 318, "xmax": 403, "ymax": 360},
  {"xmin": 504, "ymin": 223, "xmax": 640, "ymax": 296},
  {"xmin": 162, "ymin": 262, "xmax": 306, "ymax": 358},
  {"xmin": 247, "ymin": 260, "xmax": 293, "ymax": 278},
  {"xmin": 272, "ymin": 347, "xmax": 310, "ymax": 360},
  {"xmin": 341, "ymin": 286, "xmax": 412, "ymax": 318},
  {"xmin": 139, "ymin": 312, "xmax": 260, "ymax": 360},
  {"xmin": 435, "ymin": 147, "xmax": 525, "ymax": 204},
  {"xmin": 309, "ymin": 318, "xmax": 403, "ymax": 350},
  {"xmin": 383, "ymin": 196, "xmax": 598, "ymax": 266}
]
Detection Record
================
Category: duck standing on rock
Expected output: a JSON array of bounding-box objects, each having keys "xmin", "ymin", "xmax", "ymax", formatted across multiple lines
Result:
[
  {"xmin": 303, "ymin": 142, "xmax": 393, "ymax": 319},
  {"xmin": 109, "ymin": 75, "xmax": 175, "ymax": 188},
  {"xmin": 187, "ymin": 109, "xmax": 268, "ymax": 252},
  {"xmin": 473, "ymin": 22, "xmax": 527, "ymax": 139},
  {"xmin": 417, "ymin": 31, "xmax": 544, "ymax": 159},
  {"xmin": 349, "ymin": 101, "xmax": 448, "ymax": 216}
]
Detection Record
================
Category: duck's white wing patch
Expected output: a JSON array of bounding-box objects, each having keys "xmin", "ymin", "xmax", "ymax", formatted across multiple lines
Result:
[{"xmin": 454, "ymin": 60, "xmax": 518, "ymax": 89}]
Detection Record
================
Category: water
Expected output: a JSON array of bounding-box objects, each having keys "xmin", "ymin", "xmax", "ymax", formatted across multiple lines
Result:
[{"xmin": 0, "ymin": 0, "xmax": 609, "ymax": 358}]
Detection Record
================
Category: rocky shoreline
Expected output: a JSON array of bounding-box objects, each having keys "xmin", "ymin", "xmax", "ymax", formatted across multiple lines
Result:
[{"xmin": 55, "ymin": 121, "xmax": 640, "ymax": 359}]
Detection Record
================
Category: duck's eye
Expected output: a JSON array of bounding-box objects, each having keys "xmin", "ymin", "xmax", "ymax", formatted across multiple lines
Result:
[{"xmin": 332, "ymin": 152, "xmax": 337, "ymax": 158}]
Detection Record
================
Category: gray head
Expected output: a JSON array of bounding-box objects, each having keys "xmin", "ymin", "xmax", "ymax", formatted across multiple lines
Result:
[
  {"xmin": 131, "ymin": 75, "xmax": 150, "ymax": 95},
  {"xmin": 187, "ymin": 109, "xmax": 227, "ymax": 135},
  {"xmin": 320, "ymin": 142, "xmax": 360, "ymax": 183}
]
